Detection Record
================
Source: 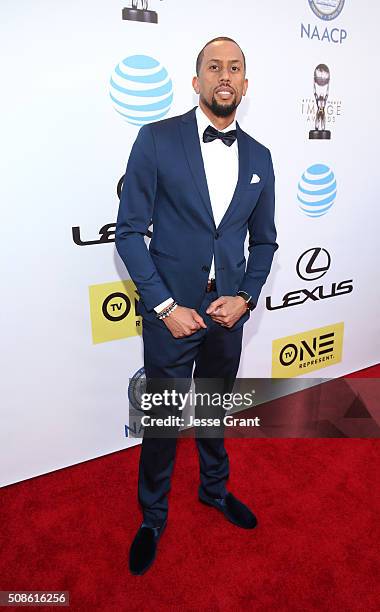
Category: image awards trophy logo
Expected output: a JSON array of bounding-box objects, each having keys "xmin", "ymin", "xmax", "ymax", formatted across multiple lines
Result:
[
  {"xmin": 309, "ymin": 64, "xmax": 331, "ymax": 140},
  {"xmin": 122, "ymin": 0, "xmax": 160, "ymax": 24}
]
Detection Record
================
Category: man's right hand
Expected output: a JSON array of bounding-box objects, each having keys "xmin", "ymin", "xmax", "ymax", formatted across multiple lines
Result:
[{"xmin": 161, "ymin": 305, "xmax": 207, "ymax": 338}]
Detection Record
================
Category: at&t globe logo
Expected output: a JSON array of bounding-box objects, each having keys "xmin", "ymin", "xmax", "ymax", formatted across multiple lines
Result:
[
  {"xmin": 109, "ymin": 54, "xmax": 173, "ymax": 126},
  {"xmin": 297, "ymin": 164, "xmax": 337, "ymax": 217}
]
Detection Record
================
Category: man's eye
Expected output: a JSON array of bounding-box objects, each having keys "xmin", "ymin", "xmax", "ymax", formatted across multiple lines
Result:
[
  {"xmin": 210, "ymin": 65, "xmax": 218, "ymax": 70},
  {"xmin": 232, "ymin": 66, "xmax": 240, "ymax": 71}
]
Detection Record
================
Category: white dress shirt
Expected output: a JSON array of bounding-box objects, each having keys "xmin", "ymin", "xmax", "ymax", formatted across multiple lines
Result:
[{"xmin": 154, "ymin": 105, "xmax": 239, "ymax": 313}]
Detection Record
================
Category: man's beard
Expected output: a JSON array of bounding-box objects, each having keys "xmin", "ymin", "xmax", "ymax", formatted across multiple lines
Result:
[{"xmin": 201, "ymin": 93, "xmax": 239, "ymax": 118}]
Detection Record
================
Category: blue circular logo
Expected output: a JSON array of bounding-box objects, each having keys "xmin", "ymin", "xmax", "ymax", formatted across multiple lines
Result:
[
  {"xmin": 308, "ymin": 0, "xmax": 345, "ymax": 20},
  {"xmin": 297, "ymin": 164, "xmax": 337, "ymax": 217},
  {"xmin": 110, "ymin": 55, "xmax": 173, "ymax": 126}
]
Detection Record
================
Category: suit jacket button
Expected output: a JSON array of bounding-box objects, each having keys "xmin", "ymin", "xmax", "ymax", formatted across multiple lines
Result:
[
  {"xmin": 214, "ymin": 232, "xmax": 220, "ymax": 239},
  {"xmin": 202, "ymin": 265, "xmax": 210, "ymax": 272}
]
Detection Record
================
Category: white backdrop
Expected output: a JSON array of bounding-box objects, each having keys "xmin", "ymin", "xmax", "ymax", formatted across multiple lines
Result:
[{"xmin": 1, "ymin": 0, "xmax": 379, "ymax": 486}]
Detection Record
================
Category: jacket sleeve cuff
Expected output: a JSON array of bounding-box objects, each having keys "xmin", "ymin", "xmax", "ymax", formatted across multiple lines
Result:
[{"xmin": 154, "ymin": 297, "xmax": 175, "ymax": 314}]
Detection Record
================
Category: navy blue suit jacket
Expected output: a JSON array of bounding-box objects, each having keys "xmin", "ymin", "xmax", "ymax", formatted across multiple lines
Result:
[{"xmin": 115, "ymin": 106, "xmax": 278, "ymax": 329}]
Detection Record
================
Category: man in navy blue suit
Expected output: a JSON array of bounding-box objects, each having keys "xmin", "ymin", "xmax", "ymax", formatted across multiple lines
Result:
[{"xmin": 115, "ymin": 36, "xmax": 278, "ymax": 575}]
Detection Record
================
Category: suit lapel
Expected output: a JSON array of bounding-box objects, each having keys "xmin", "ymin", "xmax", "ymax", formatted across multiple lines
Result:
[
  {"xmin": 216, "ymin": 122, "xmax": 250, "ymax": 230},
  {"xmin": 180, "ymin": 107, "xmax": 215, "ymax": 226},
  {"xmin": 179, "ymin": 108, "xmax": 251, "ymax": 230}
]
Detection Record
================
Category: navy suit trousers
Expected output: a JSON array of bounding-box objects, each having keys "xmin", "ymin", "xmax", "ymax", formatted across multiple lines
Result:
[{"xmin": 138, "ymin": 289, "xmax": 244, "ymax": 527}]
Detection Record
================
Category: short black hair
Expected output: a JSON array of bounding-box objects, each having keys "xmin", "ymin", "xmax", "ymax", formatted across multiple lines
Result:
[{"xmin": 196, "ymin": 36, "xmax": 246, "ymax": 76}]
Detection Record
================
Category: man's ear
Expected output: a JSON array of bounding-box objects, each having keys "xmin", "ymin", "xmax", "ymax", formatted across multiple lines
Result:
[
  {"xmin": 242, "ymin": 78, "xmax": 248, "ymax": 97},
  {"xmin": 192, "ymin": 75, "xmax": 200, "ymax": 94}
]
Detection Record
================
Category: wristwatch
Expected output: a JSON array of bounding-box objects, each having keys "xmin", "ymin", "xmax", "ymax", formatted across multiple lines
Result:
[{"xmin": 236, "ymin": 290, "xmax": 256, "ymax": 311}]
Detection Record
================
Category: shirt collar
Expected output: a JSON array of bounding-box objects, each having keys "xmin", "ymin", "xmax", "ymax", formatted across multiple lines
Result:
[{"xmin": 196, "ymin": 105, "xmax": 237, "ymax": 140}]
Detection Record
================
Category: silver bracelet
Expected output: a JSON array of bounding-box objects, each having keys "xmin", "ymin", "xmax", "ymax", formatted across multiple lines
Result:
[
  {"xmin": 161, "ymin": 302, "xmax": 178, "ymax": 319},
  {"xmin": 157, "ymin": 301, "xmax": 178, "ymax": 320}
]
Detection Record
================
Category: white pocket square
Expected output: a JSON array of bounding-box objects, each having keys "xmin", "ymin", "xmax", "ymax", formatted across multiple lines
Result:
[{"xmin": 250, "ymin": 174, "xmax": 260, "ymax": 184}]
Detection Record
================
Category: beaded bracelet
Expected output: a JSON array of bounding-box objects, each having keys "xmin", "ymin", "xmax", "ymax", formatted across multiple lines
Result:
[
  {"xmin": 156, "ymin": 301, "xmax": 174, "ymax": 319},
  {"xmin": 157, "ymin": 302, "xmax": 177, "ymax": 319},
  {"xmin": 156, "ymin": 301, "xmax": 178, "ymax": 320}
]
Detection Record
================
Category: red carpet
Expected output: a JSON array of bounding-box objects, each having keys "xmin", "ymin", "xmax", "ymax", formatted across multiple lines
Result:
[
  {"xmin": 346, "ymin": 364, "xmax": 379, "ymax": 378},
  {"xmin": 1, "ymin": 365, "xmax": 380, "ymax": 611}
]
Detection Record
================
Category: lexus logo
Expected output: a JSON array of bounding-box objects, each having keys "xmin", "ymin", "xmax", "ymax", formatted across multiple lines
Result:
[
  {"xmin": 117, "ymin": 174, "xmax": 124, "ymax": 199},
  {"xmin": 296, "ymin": 247, "xmax": 331, "ymax": 281},
  {"xmin": 266, "ymin": 246, "xmax": 353, "ymax": 311}
]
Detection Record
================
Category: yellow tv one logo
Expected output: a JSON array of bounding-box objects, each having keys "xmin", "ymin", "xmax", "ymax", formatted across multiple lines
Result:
[
  {"xmin": 272, "ymin": 322, "xmax": 344, "ymax": 377},
  {"xmin": 89, "ymin": 280, "xmax": 142, "ymax": 344}
]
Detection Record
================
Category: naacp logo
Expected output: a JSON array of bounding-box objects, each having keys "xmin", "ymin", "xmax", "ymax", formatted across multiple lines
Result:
[
  {"xmin": 109, "ymin": 54, "xmax": 173, "ymax": 126},
  {"xmin": 128, "ymin": 367, "xmax": 146, "ymax": 412},
  {"xmin": 297, "ymin": 164, "xmax": 337, "ymax": 217},
  {"xmin": 308, "ymin": 0, "xmax": 345, "ymax": 21},
  {"xmin": 302, "ymin": 1, "xmax": 347, "ymax": 43},
  {"xmin": 125, "ymin": 367, "xmax": 146, "ymax": 438},
  {"xmin": 296, "ymin": 248, "xmax": 331, "ymax": 281}
]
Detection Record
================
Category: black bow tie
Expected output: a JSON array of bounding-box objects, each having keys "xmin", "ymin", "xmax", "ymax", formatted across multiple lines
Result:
[{"xmin": 203, "ymin": 124, "xmax": 237, "ymax": 147}]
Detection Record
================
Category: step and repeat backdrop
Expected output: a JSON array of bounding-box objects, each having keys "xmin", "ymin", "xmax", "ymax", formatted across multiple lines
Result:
[{"xmin": 1, "ymin": 0, "xmax": 379, "ymax": 485}]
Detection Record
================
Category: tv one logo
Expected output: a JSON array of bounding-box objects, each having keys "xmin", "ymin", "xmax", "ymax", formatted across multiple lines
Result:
[
  {"xmin": 89, "ymin": 280, "xmax": 142, "ymax": 344},
  {"xmin": 272, "ymin": 322, "xmax": 344, "ymax": 377},
  {"xmin": 301, "ymin": 0, "xmax": 347, "ymax": 44}
]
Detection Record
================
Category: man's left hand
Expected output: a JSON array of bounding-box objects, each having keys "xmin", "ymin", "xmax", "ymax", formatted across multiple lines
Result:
[{"xmin": 206, "ymin": 296, "xmax": 248, "ymax": 328}]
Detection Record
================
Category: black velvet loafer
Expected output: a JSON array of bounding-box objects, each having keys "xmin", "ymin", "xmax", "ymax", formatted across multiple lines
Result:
[
  {"xmin": 199, "ymin": 491, "xmax": 257, "ymax": 529},
  {"xmin": 129, "ymin": 520, "xmax": 167, "ymax": 575}
]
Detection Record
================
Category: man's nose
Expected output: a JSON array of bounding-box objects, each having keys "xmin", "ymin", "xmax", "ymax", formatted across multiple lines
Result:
[{"xmin": 219, "ymin": 67, "xmax": 231, "ymax": 82}]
